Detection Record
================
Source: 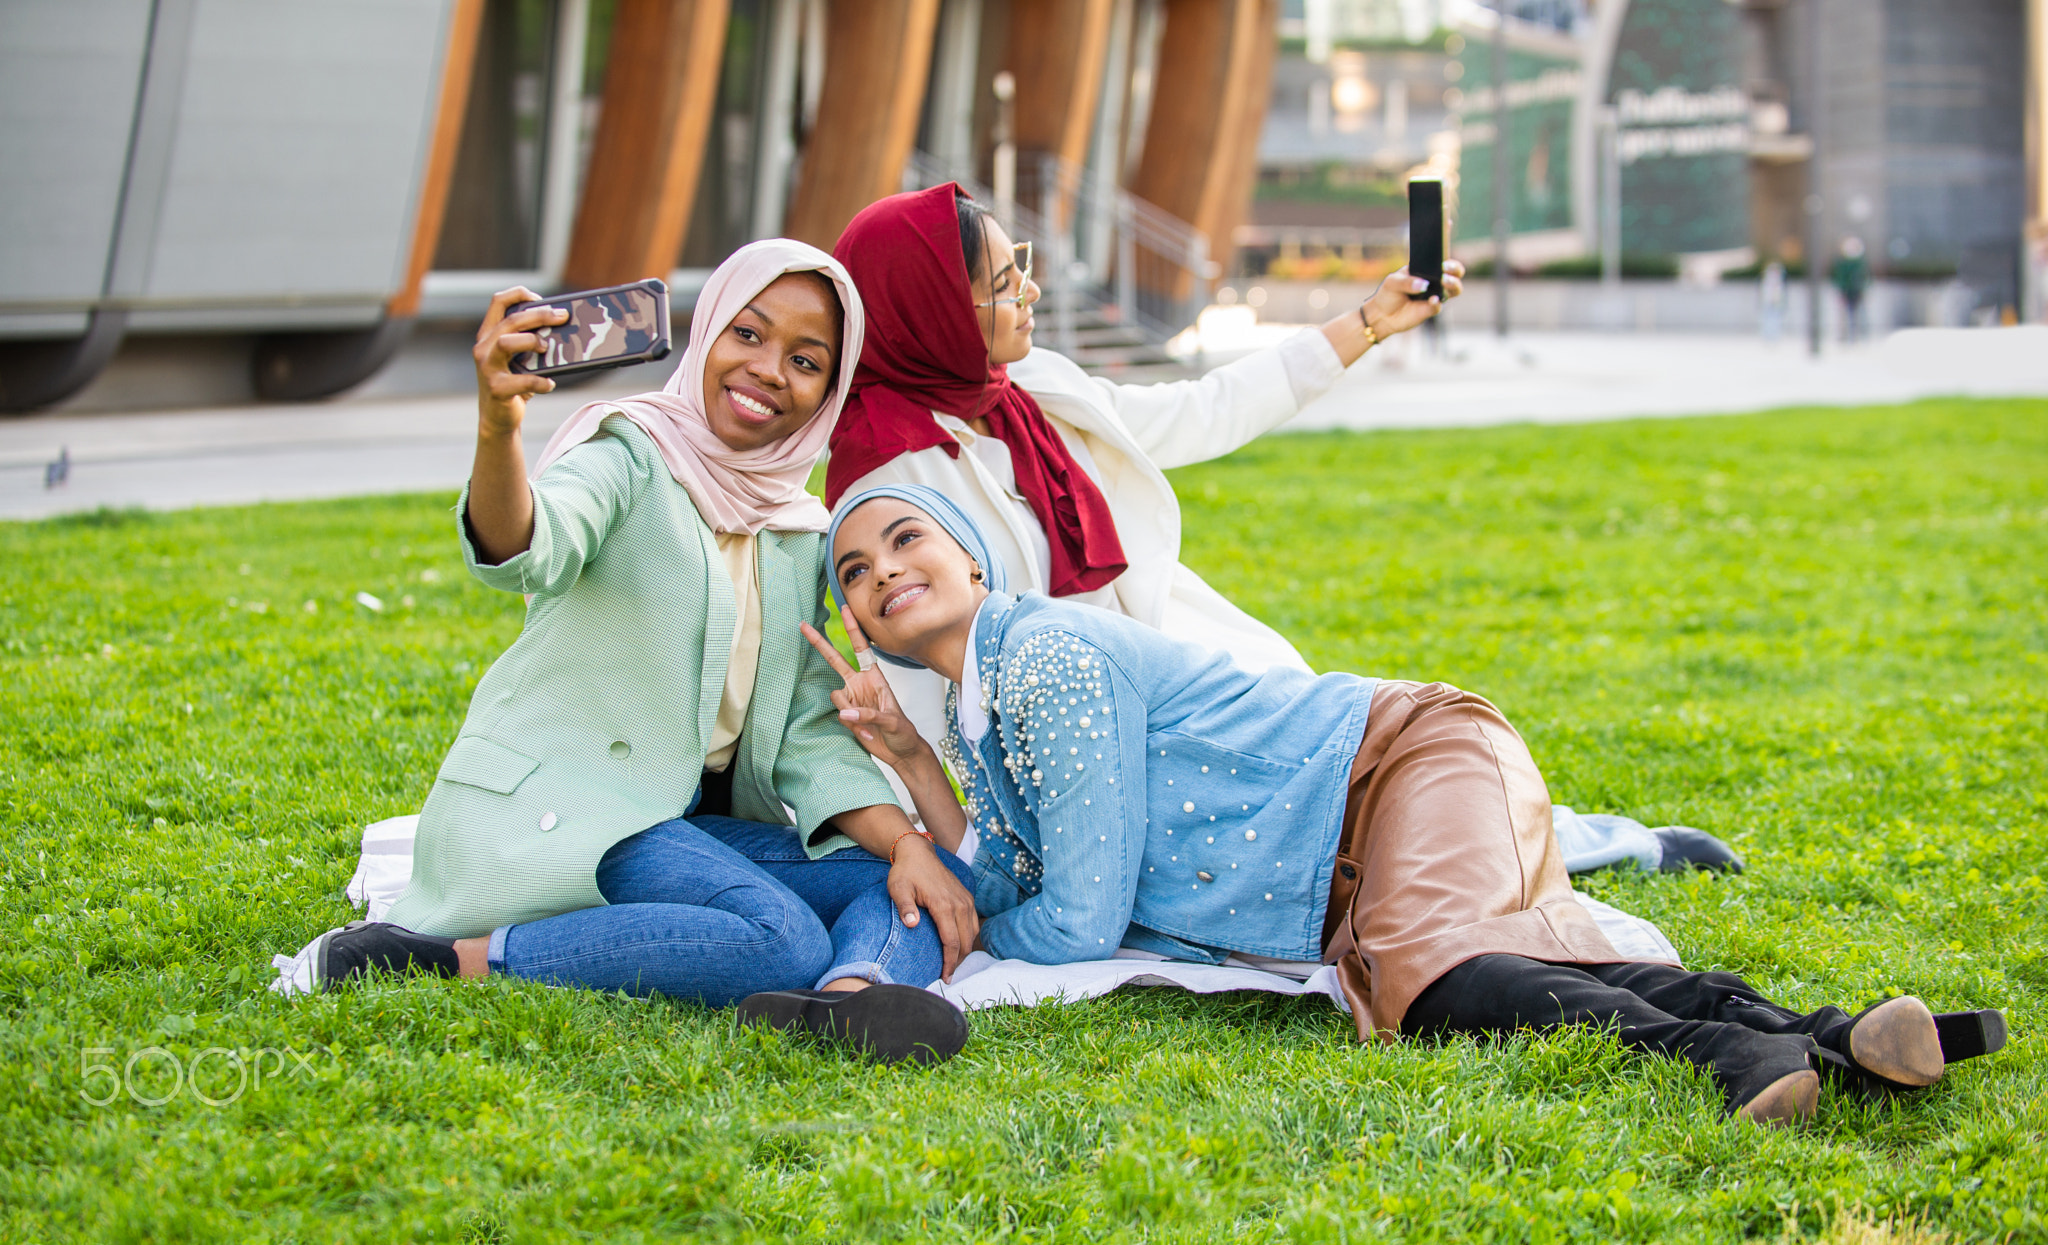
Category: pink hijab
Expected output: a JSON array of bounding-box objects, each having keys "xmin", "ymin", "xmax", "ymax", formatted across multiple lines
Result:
[{"xmin": 532, "ymin": 239, "xmax": 864, "ymax": 534}]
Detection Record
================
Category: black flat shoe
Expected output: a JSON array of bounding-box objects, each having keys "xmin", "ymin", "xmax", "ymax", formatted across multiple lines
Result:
[
  {"xmin": 315, "ymin": 920, "xmax": 461, "ymax": 991},
  {"xmin": 1736, "ymin": 1067, "xmax": 1820, "ymax": 1127},
  {"xmin": 736, "ymin": 984, "xmax": 970, "ymax": 1066},
  {"xmin": 1654, "ymin": 827, "xmax": 1745, "ymax": 874},
  {"xmin": 1934, "ymin": 1008, "xmax": 2007, "ymax": 1063},
  {"xmin": 1724, "ymin": 1035, "xmax": 1821, "ymax": 1127},
  {"xmin": 1842, "ymin": 996, "xmax": 1944, "ymax": 1089}
]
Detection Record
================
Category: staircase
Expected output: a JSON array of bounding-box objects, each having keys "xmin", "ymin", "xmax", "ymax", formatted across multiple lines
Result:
[{"xmin": 1060, "ymin": 306, "xmax": 1192, "ymax": 380}]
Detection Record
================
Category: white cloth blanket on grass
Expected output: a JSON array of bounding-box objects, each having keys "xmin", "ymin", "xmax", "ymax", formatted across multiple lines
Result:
[{"xmin": 272, "ymin": 815, "xmax": 1683, "ymax": 1007}]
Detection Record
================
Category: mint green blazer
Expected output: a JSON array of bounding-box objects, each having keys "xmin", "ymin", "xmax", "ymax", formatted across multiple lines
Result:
[{"xmin": 385, "ymin": 417, "xmax": 894, "ymax": 937}]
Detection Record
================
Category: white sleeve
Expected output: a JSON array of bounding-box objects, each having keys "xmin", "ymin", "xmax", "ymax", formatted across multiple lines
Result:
[
  {"xmin": 1095, "ymin": 337, "xmax": 1310, "ymax": 471},
  {"xmin": 1274, "ymin": 326, "xmax": 1346, "ymax": 409}
]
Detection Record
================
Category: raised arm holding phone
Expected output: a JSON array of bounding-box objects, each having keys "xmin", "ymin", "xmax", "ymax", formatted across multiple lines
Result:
[{"xmin": 462, "ymin": 285, "xmax": 561, "ymax": 563}]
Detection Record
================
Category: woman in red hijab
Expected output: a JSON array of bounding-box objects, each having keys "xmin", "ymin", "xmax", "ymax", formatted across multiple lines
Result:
[{"xmin": 826, "ymin": 183, "xmax": 1456, "ymax": 766}]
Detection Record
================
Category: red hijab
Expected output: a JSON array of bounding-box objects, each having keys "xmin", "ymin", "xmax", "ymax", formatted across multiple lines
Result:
[{"xmin": 825, "ymin": 184, "xmax": 1127, "ymax": 597}]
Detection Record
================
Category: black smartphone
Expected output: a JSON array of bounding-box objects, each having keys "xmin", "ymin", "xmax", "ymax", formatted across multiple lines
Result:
[
  {"xmin": 1407, "ymin": 178, "xmax": 1444, "ymax": 301},
  {"xmin": 509, "ymin": 278, "xmax": 672, "ymax": 377}
]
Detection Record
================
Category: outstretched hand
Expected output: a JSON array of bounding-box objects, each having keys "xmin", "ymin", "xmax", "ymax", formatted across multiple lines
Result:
[
  {"xmin": 466, "ymin": 287, "xmax": 565, "ymax": 566},
  {"xmin": 1361, "ymin": 259, "xmax": 1466, "ymax": 338},
  {"xmin": 799, "ymin": 615, "xmax": 930, "ymax": 771}
]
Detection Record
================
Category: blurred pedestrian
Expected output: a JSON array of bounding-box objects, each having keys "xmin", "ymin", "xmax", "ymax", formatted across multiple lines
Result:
[
  {"xmin": 1759, "ymin": 261, "xmax": 1786, "ymax": 343},
  {"xmin": 1831, "ymin": 237, "xmax": 1870, "ymax": 342}
]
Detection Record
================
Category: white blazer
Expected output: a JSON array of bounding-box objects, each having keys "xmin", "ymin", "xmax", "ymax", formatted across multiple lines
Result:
[{"xmin": 841, "ymin": 329, "xmax": 1346, "ymax": 763}]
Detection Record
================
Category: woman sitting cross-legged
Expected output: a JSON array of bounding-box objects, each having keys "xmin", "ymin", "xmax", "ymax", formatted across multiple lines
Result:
[
  {"xmin": 804, "ymin": 483, "xmax": 2006, "ymax": 1119},
  {"xmin": 296, "ymin": 242, "xmax": 975, "ymax": 1065}
]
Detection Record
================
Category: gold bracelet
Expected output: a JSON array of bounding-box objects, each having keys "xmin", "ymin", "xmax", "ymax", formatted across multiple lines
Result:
[{"xmin": 1358, "ymin": 305, "xmax": 1379, "ymax": 350}]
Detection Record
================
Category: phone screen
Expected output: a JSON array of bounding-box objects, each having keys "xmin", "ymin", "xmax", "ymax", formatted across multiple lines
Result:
[
  {"xmin": 518, "ymin": 284, "xmax": 667, "ymax": 373},
  {"xmin": 1408, "ymin": 178, "xmax": 1445, "ymax": 301}
]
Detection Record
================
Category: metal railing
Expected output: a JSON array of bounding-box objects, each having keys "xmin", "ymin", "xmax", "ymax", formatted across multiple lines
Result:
[{"xmin": 904, "ymin": 150, "xmax": 1218, "ymax": 357}]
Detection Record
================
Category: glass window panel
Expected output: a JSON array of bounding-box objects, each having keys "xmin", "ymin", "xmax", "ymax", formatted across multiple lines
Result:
[{"xmin": 435, "ymin": 0, "xmax": 558, "ymax": 270}]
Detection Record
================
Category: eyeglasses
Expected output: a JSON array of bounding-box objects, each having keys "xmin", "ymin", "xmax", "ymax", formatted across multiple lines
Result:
[{"xmin": 974, "ymin": 241, "xmax": 1034, "ymax": 307}]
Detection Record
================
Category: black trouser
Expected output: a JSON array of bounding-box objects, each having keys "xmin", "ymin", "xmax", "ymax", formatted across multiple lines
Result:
[{"xmin": 1403, "ymin": 955, "xmax": 1855, "ymax": 1109}]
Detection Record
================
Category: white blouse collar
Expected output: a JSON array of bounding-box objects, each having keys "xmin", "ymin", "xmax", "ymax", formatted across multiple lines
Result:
[{"xmin": 955, "ymin": 598, "xmax": 989, "ymax": 744}]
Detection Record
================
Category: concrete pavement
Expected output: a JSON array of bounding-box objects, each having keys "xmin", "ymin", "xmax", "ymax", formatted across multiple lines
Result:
[
  {"xmin": 4, "ymin": 326, "xmax": 2043, "ymax": 521},
  {"xmin": 1, "ymin": 374, "xmax": 639, "ymax": 521},
  {"xmin": 1278, "ymin": 324, "xmax": 2048, "ymax": 433}
]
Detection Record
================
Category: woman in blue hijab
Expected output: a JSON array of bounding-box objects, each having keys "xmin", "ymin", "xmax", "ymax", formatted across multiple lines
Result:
[{"xmin": 795, "ymin": 484, "xmax": 1999, "ymax": 1126}]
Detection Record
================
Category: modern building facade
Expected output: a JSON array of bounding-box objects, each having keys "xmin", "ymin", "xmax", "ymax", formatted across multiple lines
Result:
[
  {"xmin": 1252, "ymin": 0, "xmax": 2044, "ymax": 323},
  {"xmin": 3, "ymin": 0, "xmax": 2043, "ymax": 414},
  {"xmin": 1795, "ymin": 0, "xmax": 2033, "ymax": 310},
  {"xmin": 0, "ymin": 0, "xmax": 1279, "ymax": 412}
]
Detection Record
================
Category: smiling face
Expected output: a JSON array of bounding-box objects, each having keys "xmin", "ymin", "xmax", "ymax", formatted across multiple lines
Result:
[
  {"xmin": 699, "ymin": 271, "xmax": 842, "ymax": 453},
  {"xmin": 832, "ymin": 498, "xmax": 987, "ymax": 662},
  {"xmin": 967, "ymin": 216, "xmax": 1039, "ymax": 367}
]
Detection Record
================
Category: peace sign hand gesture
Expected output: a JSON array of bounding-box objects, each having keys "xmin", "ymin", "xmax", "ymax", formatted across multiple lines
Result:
[{"xmin": 799, "ymin": 614, "xmax": 929, "ymax": 771}]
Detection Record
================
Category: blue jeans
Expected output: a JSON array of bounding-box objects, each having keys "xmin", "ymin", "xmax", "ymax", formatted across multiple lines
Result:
[{"xmin": 485, "ymin": 815, "xmax": 972, "ymax": 1006}]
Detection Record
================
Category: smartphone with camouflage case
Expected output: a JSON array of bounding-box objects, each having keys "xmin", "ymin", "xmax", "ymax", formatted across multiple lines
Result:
[{"xmin": 509, "ymin": 278, "xmax": 672, "ymax": 378}]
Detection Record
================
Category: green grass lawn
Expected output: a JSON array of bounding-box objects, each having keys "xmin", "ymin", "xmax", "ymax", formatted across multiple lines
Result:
[{"xmin": 2, "ymin": 398, "xmax": 2043, "ymax": 1243}]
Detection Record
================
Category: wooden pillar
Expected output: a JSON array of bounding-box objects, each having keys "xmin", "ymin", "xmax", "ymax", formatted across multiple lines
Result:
[
  {"xmin": 783, "ymin": 0, "xmax": 942, "ymax": 249},
  {"xmin": 1128, "ymin": 0, "xmax": 1278, "ymax": 293},
  {"xmin": 388, "ymin": 0, "xmax": 487, "ymax": 318},
  {"xmin": 1214, "ymin": 0, "xmax": 1278, "ymax": 271},
  {"xmin": 559, "ymin": 0, "xmax": 730, "ymax": 290},
  {"xmin": 2026, "ymin": 0, "xmax": 2046, "ymax": 320},
  {"xmin": 1008, "ymin": 0, "xmax": 1116, "ymax": 174}
]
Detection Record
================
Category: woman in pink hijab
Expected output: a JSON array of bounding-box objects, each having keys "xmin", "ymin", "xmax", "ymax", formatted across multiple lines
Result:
[{"xmin": 299, "ymin": 241, "xmax": 975, "ymax": 1064}]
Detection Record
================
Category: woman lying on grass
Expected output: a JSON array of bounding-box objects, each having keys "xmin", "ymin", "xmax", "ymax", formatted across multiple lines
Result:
[
  {"xmin": 297, "ymin": 242, "xmax": 973, "ymax": 1063},
  {"xmin": 795, "ymin": 482, "xmax": 2007, "ymax": 1121}
]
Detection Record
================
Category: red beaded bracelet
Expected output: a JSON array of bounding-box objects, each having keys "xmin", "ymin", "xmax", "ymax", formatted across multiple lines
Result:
[{"xmin": 888, "ymin": 828, "xmax": 934, "ymax": 863}]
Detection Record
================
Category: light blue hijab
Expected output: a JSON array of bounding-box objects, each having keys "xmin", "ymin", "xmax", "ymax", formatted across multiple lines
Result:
[{"xmin": 825, "ymin": 483, "xmax": 1007, "ymax": 669}]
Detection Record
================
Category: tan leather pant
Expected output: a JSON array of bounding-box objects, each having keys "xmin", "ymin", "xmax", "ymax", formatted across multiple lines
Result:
[{"xmin": 1322, "ymin": 681, "xmax": 1628, "ymax": 1041}]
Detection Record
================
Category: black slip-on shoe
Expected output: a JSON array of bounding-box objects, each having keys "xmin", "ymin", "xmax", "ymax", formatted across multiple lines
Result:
[
  {"xmin": 314, "ymin": 920, "xmax": 461, "ymax": 992},
  {"xmin": 1723, "ymin": 1034, "xmax": 1822, "ymax": 1126},
  {"xmin": 1815, "ymin": 1002, "xmax": 1993, "ymax": 1100},
  {"xmin": 1654, "ymin": 827, "xmax": 1746, "ymax": 874},
  {"xmin": 1736, "ymin": 1066, "xmax": 1820, "ymax": 1127},
  {"xmin": 1934, "ymin": 1008, "xmax": 2007, "ymax": 1064},
  {"xmin": 1842, "ymin": 996, "xmax": 1944, "ymax": 1089},
  {"xmin": 735, "ymin": 984, "xmax": 970, "ymax": 1066}
]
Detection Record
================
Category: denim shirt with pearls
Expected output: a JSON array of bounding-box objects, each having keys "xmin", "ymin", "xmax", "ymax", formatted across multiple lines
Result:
[{"xmin": 941, "ymin": 592, "xmax": 1376, "ymax": 965}]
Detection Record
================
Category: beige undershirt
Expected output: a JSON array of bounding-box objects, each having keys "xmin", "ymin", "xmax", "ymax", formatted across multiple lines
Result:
[{"xmin": 702, "ymin": 531, "xmax": 762, "ymax": 773}]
